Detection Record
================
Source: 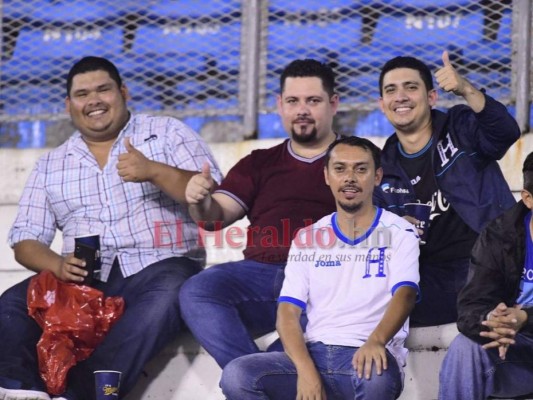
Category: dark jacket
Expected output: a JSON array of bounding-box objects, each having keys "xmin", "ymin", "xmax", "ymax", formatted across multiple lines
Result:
[
  {"xmin": 374, "ymin": 94, "xmax": 520, "ymax": 234},
  {"xmin": 457, "ymin": 201, "xmax": 533, "ymax": 344}
]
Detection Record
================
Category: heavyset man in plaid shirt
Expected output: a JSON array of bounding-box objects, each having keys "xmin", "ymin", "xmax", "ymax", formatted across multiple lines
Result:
[{"xmin": 0, "ymin": 56, "xmax": 221, "ymax": 400}]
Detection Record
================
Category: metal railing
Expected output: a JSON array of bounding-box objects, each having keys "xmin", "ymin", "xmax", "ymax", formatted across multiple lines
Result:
[{"xmin": 0, "ymin": 0, "xmax": 529, "ymax": 146}]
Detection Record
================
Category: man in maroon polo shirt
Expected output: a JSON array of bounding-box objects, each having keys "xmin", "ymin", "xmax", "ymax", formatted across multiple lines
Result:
[{"xmin": 180, "ymin": 59, "xmax": 339, "ymax": 368}]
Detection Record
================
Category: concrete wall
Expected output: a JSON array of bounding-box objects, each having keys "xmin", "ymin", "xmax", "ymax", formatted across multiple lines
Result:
[{"xmin": 1, "ymin": 134, "xmax": 532, "ymax": 400}]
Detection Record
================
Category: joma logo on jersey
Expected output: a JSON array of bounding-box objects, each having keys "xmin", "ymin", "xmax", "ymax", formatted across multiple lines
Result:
[{"xmin": 314, "ymin": 260, "xmax": 342, "ymax": 268}]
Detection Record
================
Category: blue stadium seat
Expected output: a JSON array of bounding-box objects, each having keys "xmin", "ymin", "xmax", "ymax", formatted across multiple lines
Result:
[
  {"xmin": 464, "ymin": 5, "xmax": 512, "ymax": 64},
  {"xmin": 466, "ymin": 71, "xmax": 511, "ymax": 87},
  {"xmin": 268, "ymin": 0, "xmax": 354, "ymax": 13},
  {"xmin": 267, "ymin": 18, "xmax": 362, "ymax": 54},
  {"xmin": 172, "ymin": 79, "xmax": 239, "ymax": 110},
  {"xmin": 378, "ymin": 0, "xmax": 475, "ymax": 11},
  {"xmin": 2, "ymin": 26, "xmax": 124, "ymax": 84},
  {"xmin": 337, "ymin": 43, "xmax": 462, "ymax": 75},
  {"xmin": 268, "ymin": 0, "xmax": 474, "ymax": 16},
  {"xmin": 125, "ymin": 80, "xmax": 164, "ymax": 112},
  {"xmin": 15, "ymin": 120, "xmax": 47, "ymax": 148},
  {"xmin": 2, "ymin": 0, "xmax": 141, "ymax": 26},
  {"xmin": 257, "ymin": 113, "xmax": 286, "ymax": 139},
  {"xmin": 337, "ymin": 45, "xmax": 389, "ymax": 72},
  {"xmin": 497, "ymin": 8, "xmax": 512, "ymax": 42},
  {"xmin": 337, "ymin": 72, "xmax": 379, "ymax": 103},
  {"xmin": 127, "ymin": 22, "xmax": 241, "ymax": 79},
  {"xmin": 354, "ymin": 110, "xmax": 394, "ymax": 138},
  {"xmin": 0, "ymin": 120, "xmax": 48, "ymax": 149},
  {"xmin": 125, "ymin": 76, "xmax": 238, "ymax": 113},
  {"xmin": 1, "ymin": 83, "xmax": 65, "ymax": 116},
  {"xmin": 115, "ymin": 52, "xmax": 208, "ymax": 81},
  {"xmin": 181, "ymin": 116, "xmax": 207, "ymax": 133},
  {"xmin": 461, "ymin": 8, "xmax": 512, "ymax": 68},
  {"xmin": 462, "ymin": 41, "xmax": 511, "ymax": 69},
  {"xmin": 265, "ymin": 45, "xmax": 341, "ymax": 95},
  {"xmin": 180, "ymin": 115, "xmax": 241, "ymax": 136},
  {"xmin": 145, "ymin": 0, "xmax": 241, "ymax": 21},
  {"xmin": 65, "ymin": 9, "xmax": 239, "ymax": 113},
  {"xmin": 465, "ymin": 71, "xmax": 511, "ymax": 99},
  {"xmin": 265, "ymin": 18, "xmax": 362, "ymax": 104},
  {"xmin": 121, "ymin": 19, "xmax": 241, "ymax": 111},
  {"xmin": 131, "ymin": 23, "xmax": 241, "ymax": 58},
  {"xmin": 372, "ymin": 11, "xmax": 483, "ymax": 48},
  {"xmin": 268, "ymin": 0, "xmax": 478, "ymax": 23}
]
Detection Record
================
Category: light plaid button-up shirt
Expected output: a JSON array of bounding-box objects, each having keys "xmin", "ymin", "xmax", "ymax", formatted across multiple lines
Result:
[{"xmin": 9, "ymin": 114, "xmax": 222, "ymax": 281}]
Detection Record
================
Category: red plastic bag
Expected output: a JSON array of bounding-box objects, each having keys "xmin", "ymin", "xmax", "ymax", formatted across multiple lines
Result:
[{"xmin": 27, "ymin": 270, "xmax": 125, "ymax": 395}]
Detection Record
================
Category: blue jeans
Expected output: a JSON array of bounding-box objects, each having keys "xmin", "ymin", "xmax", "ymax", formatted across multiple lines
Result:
[
  {"xmin": 0, "ymin": 257, "xmax": 200, "ymax": 400},
  {"xmin": 179, "ymin": 260, "xmax": 286, "ymax": 368},
  {"xmin": 439, "ymin": 333, "xmax": 533, "ymax": 399},
  {"xmin": 221, "ymin": 342, "xmax": 403, "ymax": 400}
]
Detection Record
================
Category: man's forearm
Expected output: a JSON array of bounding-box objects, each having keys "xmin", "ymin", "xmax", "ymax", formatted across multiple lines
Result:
[
  {"xmin": 277, "ymin": 303, "xmax": 317, "ymax": 375},
  {"xmin": 368, "ymin": 286, "xmax": 417, "ymax": 345},
  {"xmin": 461, "ymin": 81, "xmax": 486, "ymax": 113},
  {"xmin": 188, "ymin": 197, "xmax": 227, "ymax": 230},
  {"xmin": 188, "ymin": 192, "xmax": 245, "ymax": 230},
  {"xmin": 13, "ymin": 239, "xmax": 63, "ymax": 274}
]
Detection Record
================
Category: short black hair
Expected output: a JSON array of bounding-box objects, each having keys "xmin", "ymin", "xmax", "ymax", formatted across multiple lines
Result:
[
  {"xmin": 523, "ymin": 152, "xmax": 533, "ymax": 193},
  {"xmin": 324, "ymin": 136, "xmax": 381, "ymax": 171},
  {"xmin": 280, "ymin": 59, "xmax": 336, "ymax": 97},
  {"xmin": 378, "ymin": 56, "xmax": 434, "ymax": 96},
  {"xmin": 66, "ymin": 56, "xmax": 122, "ymax": 97}
]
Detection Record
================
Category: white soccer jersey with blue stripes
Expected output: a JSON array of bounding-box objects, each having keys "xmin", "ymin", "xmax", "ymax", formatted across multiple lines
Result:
[{"xmin": 279, "ymin": 208, "xmax": 420, "ymax": 367}]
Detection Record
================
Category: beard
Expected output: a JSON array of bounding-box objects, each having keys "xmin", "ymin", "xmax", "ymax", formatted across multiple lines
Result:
[
  {"xmin": 338, "ymin": 200, "xmax": 363, "ymax": 213},
  {"xmin": 290, "ymin": 126, "xmax": 318, "ymax": 144}
]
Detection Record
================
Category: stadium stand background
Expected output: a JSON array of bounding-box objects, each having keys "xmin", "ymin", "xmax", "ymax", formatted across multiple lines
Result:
[
  {"xmin": 0, "ymin": 2, "xmax": 532, "ymax": 398},
  {"xmin": 0, "ymin": 0, "xmax": 528, "ymax": 148}
]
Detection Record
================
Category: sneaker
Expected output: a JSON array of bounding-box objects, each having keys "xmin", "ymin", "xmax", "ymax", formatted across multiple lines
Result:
[{"xmin": 0, "ymin": 387, "xmax": 51, "ymax": 400}]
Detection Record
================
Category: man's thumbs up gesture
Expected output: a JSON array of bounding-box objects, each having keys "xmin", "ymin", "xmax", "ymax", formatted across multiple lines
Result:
[
  {"xmin": 435, "ymin": 51, "xmax": 468, "ymax": 96},
  {"xmin": 185, "ymin": 162, "xmax": 215, "ymax": 205},
  {"xmin": 117, "ymin": 137, "xmax": 153, "ymax": 182},
  {"xmin": 435, "ymin": 50, "xmax": 485, "ymax": 112}
]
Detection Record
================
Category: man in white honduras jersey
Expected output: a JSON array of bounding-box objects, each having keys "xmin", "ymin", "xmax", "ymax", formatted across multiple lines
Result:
[{"xmin": 220, "ymin": 136, "xmax": 420, "ymax": 400}]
